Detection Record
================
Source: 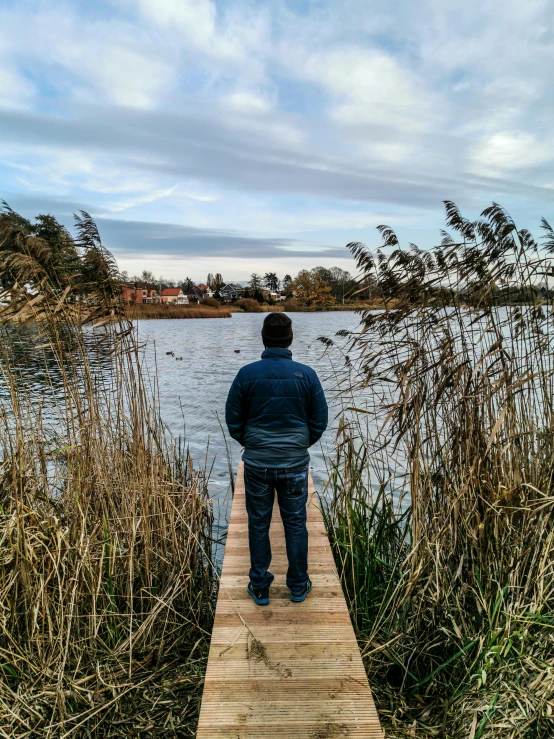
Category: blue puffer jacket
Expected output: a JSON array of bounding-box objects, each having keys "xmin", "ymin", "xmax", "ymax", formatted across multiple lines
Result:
[{"xmin": 225, "ymin": 347, "xmax": 328, "ymax": 469}]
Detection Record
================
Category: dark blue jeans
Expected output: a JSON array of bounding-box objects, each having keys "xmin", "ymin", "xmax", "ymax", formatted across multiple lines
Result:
[{"xmin": 244, "ymin": 463, "xmax": 309, "ymax": 596}]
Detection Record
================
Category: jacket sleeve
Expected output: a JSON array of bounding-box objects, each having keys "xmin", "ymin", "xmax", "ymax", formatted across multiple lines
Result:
[
  {"xmin": 307, "ymin": 371, "xmax": 328, "ymax": 446},
  {"xmin": 225, "ymin": 371, "xmax": 246, "ymax": 445}
]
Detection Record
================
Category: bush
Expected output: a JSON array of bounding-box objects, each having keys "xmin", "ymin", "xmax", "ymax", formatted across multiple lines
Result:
[
  {"xmin": 200, "ymin": 297, "xmax": 221, "ymax": 308},
  {"xmin": 234, "ymin": 298, "xmax": 263, "ymax": 313}
]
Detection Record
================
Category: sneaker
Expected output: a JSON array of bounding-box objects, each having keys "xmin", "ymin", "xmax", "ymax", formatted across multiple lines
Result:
[
  {"xmin": 247, "ymin": 582, "xmax": 270, "ymax": 606},
  {"xmin": 290, "ymin": 579, "xmax": 312, "ymax": 602}
]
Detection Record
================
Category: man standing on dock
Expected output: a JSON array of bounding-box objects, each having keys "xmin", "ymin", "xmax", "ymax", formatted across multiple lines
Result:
[{"xmin": 225, "ymin": 313, "xmax": 328, "ymax": 606}]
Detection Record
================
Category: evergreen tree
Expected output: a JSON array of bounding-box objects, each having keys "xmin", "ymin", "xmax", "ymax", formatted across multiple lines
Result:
[
  {"xmin": 0, "ymin": 202, "xmax": 36, "ymax": 290},
  {"xmin": 249, "ymin": 273, "xmax": 262, "ymax": 291},
  {"xmin": 0, "ymin": 203, "xmax": 77, "ymax": 292},
  {"xmin": 263, "ymin": 272, "xmax": 279, "ymax": 291},
  {"xmin": 32, "ymin": 214, "xmax": 79, "ymax": 287},
  {"xmin": 281, "ymin": 274, "xmax": 293, "ymax": 293},
  {"xmin": 249, "ymin": 273, "xmax": 264, "ymax": 302}
]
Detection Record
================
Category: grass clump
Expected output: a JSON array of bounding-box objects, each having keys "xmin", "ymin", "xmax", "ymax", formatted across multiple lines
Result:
[
  {"xmin": 321, "ymin": 202, "xmax": 554, "ymax": 738},
  {"xmin": 199, "ymin": 297, "xmax": 222, "ymax": 309},
  {"xmin": 0, "ymin": 216, "xmax": 215, "ymax": 736},
  {"xmin": 0, "ymin": 318, "xmax": 215, "ymax": 737},
  {"xmin": 233, "ymin": 298, "xmax": 264, "ymax": 312}
]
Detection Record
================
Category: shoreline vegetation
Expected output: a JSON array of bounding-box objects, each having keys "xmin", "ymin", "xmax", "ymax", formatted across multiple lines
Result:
[
  {"xmin": 126, "ymin": 303, "xmax": 232, "ymax": 319},
  {"xmin": 120, "ymin": 300, "xmax": 391, "ymax": 320},
  {"xmin": 121, "ymin": 302, "xmax": 389, "ymax": 320},
  {"xmin": 229, "ymin": 300, "xmax": 390, "ymax": 313},
  {"xmin": 0, "ymin": 308, "xmax": 215, "ymax": 737},
  {"xmin": 0, "ymin": 208, "xmax": 215, "ymax": 735},
  {"xmin": 321, "ymin": 202, "xmax": 554, "ymax": 738}
]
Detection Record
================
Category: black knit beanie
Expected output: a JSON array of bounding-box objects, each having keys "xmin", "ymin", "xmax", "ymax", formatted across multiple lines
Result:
[{"xmin": 261, "ymin": 313, "xmax": 293, "ymax": 348}]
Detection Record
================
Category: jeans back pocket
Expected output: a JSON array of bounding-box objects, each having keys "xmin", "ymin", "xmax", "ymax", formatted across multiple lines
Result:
[
  {"xmin": 244, "ymin": 466, "xmax": 271, "ymax": 496},
  {"xmin": 285, "ymin": 467, "xmax": 308, "ymax": 497}
]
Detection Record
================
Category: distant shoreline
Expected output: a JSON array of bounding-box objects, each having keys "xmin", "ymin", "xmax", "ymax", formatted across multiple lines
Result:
[
  {"xmin": 125, "ymin": 304, "xmax": 232, "ymax": 319},
  {"xmin": 125, "ymin": 301, "xmax": 386, "ymax": 319},
  {"xmin": 253, "ymin": 302, "xmax": 387, "ymax": 313},
  {"xmin": 227, "ymin": 301, "xmax": 389, "ymax": 314}
]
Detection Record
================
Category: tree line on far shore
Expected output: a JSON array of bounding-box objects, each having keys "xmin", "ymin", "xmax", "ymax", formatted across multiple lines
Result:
[
  {"xmin": 0, "ymin": 202, "xmax": 372, "ymax": 310},
  {"xmin": 124, "ymin": 266, "xmax": 371, "ymax": 307}
]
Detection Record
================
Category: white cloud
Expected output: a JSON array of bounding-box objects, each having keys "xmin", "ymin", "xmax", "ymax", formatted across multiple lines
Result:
[
  {"xmin": 224, "ymin": 90, "xmax": 273, "ymax": 114},
  {"xmin": 104, "ymin": 184, "xmax": 180, "ymax": 214},
  {"xmin": 0, "ymin": 6, "xmax": 175, "ymax": 107},
  {"xmin": 131, "ymin": 0, "xmax": 270, "ymax": 80},
  {"xmin": 115, "ymin": 254, "xmax": 358, "ymax": 284},
  {"xmin": 309, "ymin": 47, "xmax": 440, "ymax": 133},
  {"xmin": 75, "ymin": 46, "xmax": 173, "ymax": 108},
  {"xmin": 0, "ymin": 30, "xmax": 35, "ymax": 108},
  {"xmin": 137, "ymin": 0, "xmax": 217, "ymax": 39},
  {"xmin": 470, "ymin": 132, "xmax": 553, "ymax": 175}
]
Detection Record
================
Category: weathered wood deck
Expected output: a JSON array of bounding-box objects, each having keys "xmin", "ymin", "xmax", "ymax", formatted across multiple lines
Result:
[{"xmin": 197, "ymin": 463, "xmax": 383, "ymax": 738}]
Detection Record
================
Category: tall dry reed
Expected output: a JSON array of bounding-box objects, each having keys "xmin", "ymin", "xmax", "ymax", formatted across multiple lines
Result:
[
  {"xmin": 322, "ymin": 202, "xmax": 554, "ymax": 738},
  {"xmin": 0, "ymin": 296, "xmax": 214, "ymax": 735}
]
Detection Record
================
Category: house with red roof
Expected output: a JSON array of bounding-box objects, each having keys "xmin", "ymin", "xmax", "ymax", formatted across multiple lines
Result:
[
  {"xmin": 121, "ymin": 286, "xmax": 159, "ymax": 304},
  {"xmin": 160, "ymin": 288, "xmax": 189, "ymax": 305}
]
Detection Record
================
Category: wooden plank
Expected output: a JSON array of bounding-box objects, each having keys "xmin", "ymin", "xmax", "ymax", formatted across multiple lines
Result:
[{"xmin": 197, "ymin": 463, "xmax": 383, "ymax": 738}]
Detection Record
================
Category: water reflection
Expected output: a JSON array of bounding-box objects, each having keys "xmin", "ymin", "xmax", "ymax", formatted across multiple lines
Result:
[{"xmin": 0, "ymin": 322, "xmax": 115, "ymax": 401}]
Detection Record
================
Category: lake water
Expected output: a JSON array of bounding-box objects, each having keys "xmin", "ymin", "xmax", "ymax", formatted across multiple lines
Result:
[{"xmin": 133, "ymin": 311, "xmax": 363, "ymax": 539}]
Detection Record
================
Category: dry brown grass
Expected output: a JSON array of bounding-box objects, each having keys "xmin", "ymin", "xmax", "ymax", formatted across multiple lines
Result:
[
  {"xmin": 236, "ymin": 301, "xmax": 391, "ymax": 313},
  {"xmin": 232, "ymin": 298, "xmax": 264, "ymax": 313},
  {"xmin": 322, "ymin": 202, "xmax": 554, "ymax": 738},
  {"xmin": 0, "ymin": 210, "xmax": 216, "ymax": 736},
  {"xmin": 125, "ymin": 303, "xmax": 231, "ymax": 319},
  {"xmin": 0, "ymin": 310, "xmax": 215, "ymax": 736}
]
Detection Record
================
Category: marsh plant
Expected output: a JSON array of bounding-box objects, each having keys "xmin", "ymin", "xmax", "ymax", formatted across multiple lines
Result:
[
  {"xmin": 322, "ymin": 202, "xmax": 554, "ymax": 738},
  {"xmin": 0, "ymin": 217, "xmax": 214, "ymax": 736}
]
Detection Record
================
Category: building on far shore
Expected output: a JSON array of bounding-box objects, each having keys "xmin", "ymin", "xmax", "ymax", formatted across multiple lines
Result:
[
  {"xmin": 187, "ymin": 286, "xmax": 204, "ymax": 302},
  {"xmin": 121, "ymin": 286, "xmax": 189, "ymax": 305},
  {"xmin": 219, "ymin": 283, "xmax": 245, "ymax": 302},
  {"xmin": 197, "ymin": 284, "xmax": 216, "ymax": 298},
  {"xmin": 160, "ymin": 288, "xmax": 189, "ymax": 305},
  {"xmin": 121, "ymin": 286, "xmax": 159, "ymax": 304}
]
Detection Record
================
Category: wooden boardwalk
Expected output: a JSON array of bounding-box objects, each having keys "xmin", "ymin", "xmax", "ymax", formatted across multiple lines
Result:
[{"xmin": 196, "ymin": 463, "xmax": 383, "ymax": 738}]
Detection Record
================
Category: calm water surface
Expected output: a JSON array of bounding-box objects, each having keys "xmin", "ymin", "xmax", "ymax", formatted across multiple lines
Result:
[{"xmin": 133, "ymin": 312, "xmax": 362, "ymax": 530}]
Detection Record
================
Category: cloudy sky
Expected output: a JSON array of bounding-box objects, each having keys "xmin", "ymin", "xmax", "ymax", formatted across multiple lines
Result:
[{"xmin": 1, "ymin": 0, "xmax": 553, "ymax": 282}]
